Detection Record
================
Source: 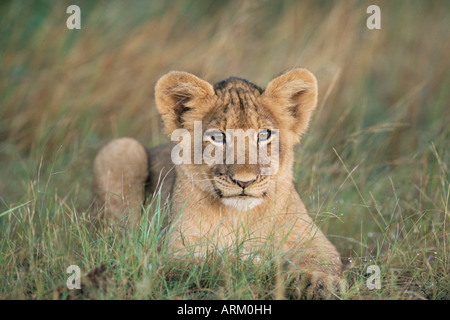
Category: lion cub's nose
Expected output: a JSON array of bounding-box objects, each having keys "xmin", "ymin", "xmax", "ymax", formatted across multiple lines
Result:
[{"xmin": 231, "ymin": 177, "xmax": 256, "ymax": 189}]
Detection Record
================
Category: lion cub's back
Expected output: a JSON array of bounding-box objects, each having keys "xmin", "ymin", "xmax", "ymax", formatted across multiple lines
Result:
[{"xmin": 145, "ymin": 143, "xmax": 176, "ymax": 202}]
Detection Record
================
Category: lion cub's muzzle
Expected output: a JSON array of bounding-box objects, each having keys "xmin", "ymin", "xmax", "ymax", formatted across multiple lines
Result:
[
  {"xmin": 213, "ymin": 172, "xmax": 269, "ymax": 200},
  {"xmin": 229, "ymin": 176, "xmax": 256, "ymax": 190},
  {"xmin": 215, "ymin": 173, "xmax": 268, "ymax": 210}
]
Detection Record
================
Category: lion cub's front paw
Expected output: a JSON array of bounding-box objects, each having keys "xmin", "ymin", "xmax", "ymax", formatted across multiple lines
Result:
[{"xmin": 293, "ymin": 271, "xmax": 346, "ymax": 300}]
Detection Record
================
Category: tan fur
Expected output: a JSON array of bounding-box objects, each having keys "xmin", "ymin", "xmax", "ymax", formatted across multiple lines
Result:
[
  {"xmin": 93, "ymin": 137, "xmax": 148, "ymax": 223},
  {"xmin": 93, "ymin": 69, "xmax": 342, "ymax": 297}
]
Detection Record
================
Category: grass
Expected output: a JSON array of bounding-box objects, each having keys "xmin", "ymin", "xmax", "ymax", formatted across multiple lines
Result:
[{"xmin": 0, "ymin": 0, "xmax": 449, "ymax": 299}]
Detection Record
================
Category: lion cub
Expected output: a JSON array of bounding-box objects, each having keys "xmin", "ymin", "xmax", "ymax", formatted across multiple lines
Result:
[{"xmin": 93, "ymin": 69, "xmax": 342, "ymax": 298}]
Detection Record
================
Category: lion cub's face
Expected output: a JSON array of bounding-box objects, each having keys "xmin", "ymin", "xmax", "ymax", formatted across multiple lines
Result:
[{"xmin": 155, "ymin": 69, "xmax": 318, "ymax": 211}]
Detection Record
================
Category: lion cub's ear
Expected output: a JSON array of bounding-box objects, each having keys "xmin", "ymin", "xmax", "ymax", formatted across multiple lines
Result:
[
  {"xmin": 155, "ymin": 71, "xmax": 216, "ymax": 134},
  {"xmin": 263, "ymin": 68, "xmax": 318, "ymax": 141}
]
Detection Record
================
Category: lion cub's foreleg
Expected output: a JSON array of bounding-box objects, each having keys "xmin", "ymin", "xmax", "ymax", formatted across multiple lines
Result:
[{"xmin": 93, "ymin": 138, "xmax": 148, "ymax": 224}]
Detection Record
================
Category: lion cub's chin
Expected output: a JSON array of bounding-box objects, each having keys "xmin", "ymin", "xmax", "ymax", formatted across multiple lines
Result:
[{"xmin": 221, "ymin": 197, "xmax": 264, "ymax": 211}]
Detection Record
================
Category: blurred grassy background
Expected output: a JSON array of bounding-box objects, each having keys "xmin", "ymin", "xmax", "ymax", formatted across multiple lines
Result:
[{"xmin": 0, "ymin": 0, "xmax": 449, "ymax": 299}]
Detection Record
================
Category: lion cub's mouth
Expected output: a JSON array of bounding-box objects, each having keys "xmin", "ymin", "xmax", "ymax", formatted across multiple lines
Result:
[
  {"xmin": 221, "ymin": 196, "xmax": 263, "ymax": 211},
  {"xmin": 213, "ymin": 176, "xmax": 267, "ymax": 210}
]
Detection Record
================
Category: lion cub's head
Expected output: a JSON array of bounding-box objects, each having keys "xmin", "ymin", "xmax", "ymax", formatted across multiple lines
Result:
[{"xmin": 155, "ymin": 69, "xmax": 318, "ymax": 211}]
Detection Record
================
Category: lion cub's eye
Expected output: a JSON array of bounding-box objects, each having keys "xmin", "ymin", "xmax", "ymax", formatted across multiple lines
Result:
[
  {"xmin": 258, "ymin": 129, "xmax": 272, "ymax": 143},
  {"xmin": 207, "ymin": 131, "xmax": 226, "ymax": 144}
]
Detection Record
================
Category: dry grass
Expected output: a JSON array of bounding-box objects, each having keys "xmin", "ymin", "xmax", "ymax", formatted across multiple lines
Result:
[{"xmin": 0, "ymin": 0, "xmax": 449, "ymax": 299}]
